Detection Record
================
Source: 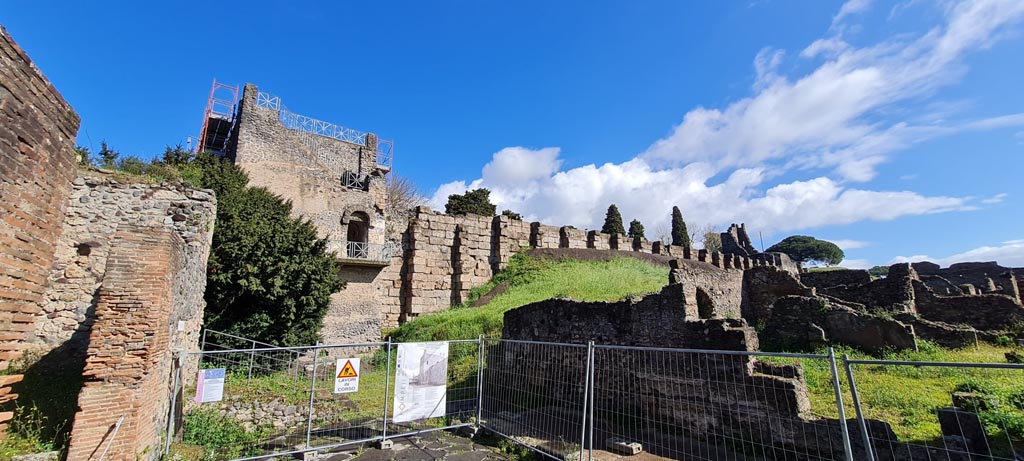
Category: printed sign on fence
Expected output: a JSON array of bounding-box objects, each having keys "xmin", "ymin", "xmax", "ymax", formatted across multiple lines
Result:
[
  {"xmin": 334, "ymin": 358, "xmax": 360, "ymax": 394},
  {"xmin": 195, "ymin": 368, "xmax": 225, "ymax": 403},
  {"xmin": 393, "ymin": 342, "xmax": 449, "ymax": 422}
]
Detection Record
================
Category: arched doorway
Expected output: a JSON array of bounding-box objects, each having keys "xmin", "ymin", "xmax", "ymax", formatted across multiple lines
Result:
[
  {"xmin": 696, "ymin": 287, "xmax": 715, "ymax": 319},
  {"xmin": 347, "ymin": 212, "xmax": 370, "ymax": 258}
]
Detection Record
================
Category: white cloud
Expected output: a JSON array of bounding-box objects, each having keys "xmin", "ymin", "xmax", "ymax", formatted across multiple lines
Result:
[
  {"xmin": 891, "ymin": 240, "xmax": 1024, "ymax": 268},
  {"xmin": 430, "ymin": 148, "xmax": 972, "ymax": 235},
  {"xmin": 828, "ymin": 239, "xmax": 869, "ymax": 250},
  {"xmin": 641, "ymin": 0, "xmax": 1024, "ymax": 182},
  {"xmin": 428, "ymin": 1, "xmax": 1023, "ymax": 245},
  {"xmin": 832, "ymin": 0, "xmax": 873, "ymax": 29},
  {"xmin": 981, "ymin": 193, "xmax": 1008, "ymax": 204},
  {"xmin": 841, "ymin": 258, "xmax": 873, "ymax": 270}
]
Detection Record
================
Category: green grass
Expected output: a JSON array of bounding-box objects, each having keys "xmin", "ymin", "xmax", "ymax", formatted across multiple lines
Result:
[
  {"xmin": 765, "ymin": 341, "xmax": 1024, "ymax": 452},
  {"xmin": 390, "ymin": 253, "xmax": 667, "ymax": 342}
]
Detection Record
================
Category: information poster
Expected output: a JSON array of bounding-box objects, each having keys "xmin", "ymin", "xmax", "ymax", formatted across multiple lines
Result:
[
  {"xmin": 334, "ymin": 358, "xmax": 360, "ymax": 394},
  {"xmin": 195, "ymin": 368, "xmax": 225, "ymax": 403},
  {"xmin": 392, "ymin": 342, "xmax": 449, "ymax": 422}
]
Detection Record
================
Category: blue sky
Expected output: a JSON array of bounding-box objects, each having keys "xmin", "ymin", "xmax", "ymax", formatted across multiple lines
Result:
[{"xmin": 4, "ymin": 0, "xmax": 1023, "ymax": 268}]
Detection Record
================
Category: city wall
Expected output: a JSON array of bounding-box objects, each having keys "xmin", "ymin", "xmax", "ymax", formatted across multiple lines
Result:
[{"xmin": 0, "ymin": 25, "xmax": 80, "ymax": 439}]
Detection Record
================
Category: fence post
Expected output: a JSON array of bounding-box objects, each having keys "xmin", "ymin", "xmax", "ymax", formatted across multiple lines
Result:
[
  {"xmin": 381, "ymin": 337, "xmax": 393, "ymax": 444},
  {"xmin": 198, "ymin": 328, "xmax": 207, "ymax": 369},
  {"xmin": 247, "ymin": 339, "xmax": 256, "ymax": 380},
  {"xmin": 163, "ymin": 359, "xmax": 181, "ymax": 456},
  {"xmin": 827, "ymin": 347, "xmax": 855, "ymax": 461},
  {"xmin": 305, "ymin": 342, "xmax": 320, "ymax": 450},
  {"xmin": 578, "ymin": 341, "xmax": 594, "ymax": 461},
  {"xmin": 587, "ymin": 343, "xmax": 595, "ymax": 461},
  {"xmin": 476, "ymin": 335, "xmax": 485, "ymax": 429},
  {"xmin": 843, "ymin": 354, "xmax": 875, "ymax": 461}
]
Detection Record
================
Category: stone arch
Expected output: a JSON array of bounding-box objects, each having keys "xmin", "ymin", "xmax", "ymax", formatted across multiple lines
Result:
[
  {"xmin": 340, "ymin": 205, "xmax": 376, "ymax": 226},
  {"xmin": 347, "ymin": 212, "xmax": 370, "ymax": 243},
  {"xmin": 696, "ymin": 287, "xmax": 715, "ymax": 319}
]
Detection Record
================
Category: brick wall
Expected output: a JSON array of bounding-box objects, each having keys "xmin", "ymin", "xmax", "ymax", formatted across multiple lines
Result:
[
  {"xmin": 35, "ymin": 173, "xmax": 215, "ymax": 351},
  {"xmin": 0, "ymin": 25, "xmax": 80, "ymax": 438},
  {"xmin": 67, "ymin": 226, "xmax": 190, "ymax": 461}
]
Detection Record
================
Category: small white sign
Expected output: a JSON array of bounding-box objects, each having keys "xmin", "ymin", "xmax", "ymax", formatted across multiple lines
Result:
[
  {"xmin": 195, "ymin": 368, "xmax": 225, "ymax": 403},
  {"xmin": 334, "ymin": 358, "xmax": 360, "ymax": 394}
]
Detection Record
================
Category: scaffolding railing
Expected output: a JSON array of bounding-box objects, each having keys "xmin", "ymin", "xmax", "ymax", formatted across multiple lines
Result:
[{"xmin": 254, "ymin": 91, "xmax": 393, "ymax": 171}]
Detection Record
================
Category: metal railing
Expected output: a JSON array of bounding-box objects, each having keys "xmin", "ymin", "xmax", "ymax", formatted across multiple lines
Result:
[
  {"xmin": 171, "ymin": 338, "xmax": 481, "ymax": 461},
  {"xmin": 328, "ymin": 240, "xmax": 400, "ymax": 263},
  {"xmin": 170, "ymin": 335, "xmax": 1024, "ymax": 461},
  {"xmin": 254, "ymin": 91, "xmax": 393, "ymax": 170}
]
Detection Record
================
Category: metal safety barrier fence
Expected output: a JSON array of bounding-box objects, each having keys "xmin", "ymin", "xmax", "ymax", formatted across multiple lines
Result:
[
  {"xmin": 169, "ymin": 338, "xmax": 482, "ymax": 461},
  {"xmin": 169, "ymin": 335, "xmax": 1024, "ymax": 461}
]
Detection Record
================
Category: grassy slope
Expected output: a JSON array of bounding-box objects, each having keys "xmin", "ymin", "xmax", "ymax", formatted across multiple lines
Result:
[
  {"xmin": 767, "ymin": 342, "xmax": 1023, "ymax": 448},
  {"xmin": 389, "ymin": 253, "xmax": 667, "ymax": 342}
]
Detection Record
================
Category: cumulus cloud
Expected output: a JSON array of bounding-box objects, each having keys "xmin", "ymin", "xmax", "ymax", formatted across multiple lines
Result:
[
  {"xmin": 429, "ymin": 149, "xmax": 972, "ymax": 235},
  {"xmin": 427, "ymin": 1, "xmax": 1023, "ymax": 241},
  {"xmin": 891, "ymin": 240, "xmax": 1024, "ymax": 268},
  {"xmin": 641, "ymin": 0, "xmax": 1024, "ymax": 182}
]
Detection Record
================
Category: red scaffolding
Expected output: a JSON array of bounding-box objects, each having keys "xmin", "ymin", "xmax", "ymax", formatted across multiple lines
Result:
[{"xmin": 197, "ymin": 79, "xmax": 239, "ymax": 154}]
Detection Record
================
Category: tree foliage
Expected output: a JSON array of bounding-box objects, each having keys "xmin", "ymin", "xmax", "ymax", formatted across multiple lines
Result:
[
  {"xmin": 868, "ymin": 265, "xmax": 890, "ymax": 278},
  {"xmin": 702, "ymin": 229, "xmax": 722, "ymax": 253},
  {"xmin": 627, "ymin": 219, "xmax": 645, "ymax": 241},
  {"xmin": 445, "ymin": 188, "xmax": 496, "ymax": 216},
  {"xmin": 196, "ymin": 154, "xmax": 343, "ymax": 346},
  {"xmin": 670, "ymin": 206, "xmax": 691, "ymax": 248},
  {"xmin": 766, "ymin": 235, "xmax": 845, "ymax": 266},
  {"xmin": 601, "ymin": 204, "xmax": 626, "ymax": 236},
  {"xmin": 501, "ymin": 209, "xmax": 522, "ymax": 220},
  {"xmin": 97, "ymin": 141, "xmax": 119, "ymax": 169},
  {"xmin": 385, "ymin": 174, "xmax": 426, "ymax": 239}
]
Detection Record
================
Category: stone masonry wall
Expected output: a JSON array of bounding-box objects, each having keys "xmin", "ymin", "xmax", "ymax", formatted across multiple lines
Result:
[
  {"xmin": 231, "ymin": 83, "xmax": 395, "ymax": 343},
  {"xmin": 0, "ymin": 25, "xmax": 80, "ymax": 438},
  {"xmin": 67, "ymin": 226, "xmax": 197, "ymax": 461},
  {"xmin": 232, "ymin": 83, "xmax": 387, "ymax": 248},
  {"xmin": 34, "ymin": 172, "xmax": 216, "ymax": 352}
]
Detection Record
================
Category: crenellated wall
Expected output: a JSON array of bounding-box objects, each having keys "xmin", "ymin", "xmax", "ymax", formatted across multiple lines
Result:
[{"xmin": 388, "ymin": 209, "xmax": 801, "ymax": 326}]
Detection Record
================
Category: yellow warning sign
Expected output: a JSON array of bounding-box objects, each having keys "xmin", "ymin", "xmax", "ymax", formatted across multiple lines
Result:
[
  {"xmin": 334, "ymin": 358, "xmax": 360, "ymax": 394},
  {"xmin": 337, "ymin": 360, "xmax": 358, "ymax": 378}
]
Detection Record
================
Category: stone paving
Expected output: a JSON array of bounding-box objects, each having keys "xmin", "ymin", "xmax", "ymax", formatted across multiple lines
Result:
[{"xmin": 322, "ymin": 431, "xmax": 518, "ymax": 461}]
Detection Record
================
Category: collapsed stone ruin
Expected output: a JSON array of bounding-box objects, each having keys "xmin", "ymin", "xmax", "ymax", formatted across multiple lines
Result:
[{"xmin": 499, "ymin": 252, "xmax": 1024, "ymax": 460}]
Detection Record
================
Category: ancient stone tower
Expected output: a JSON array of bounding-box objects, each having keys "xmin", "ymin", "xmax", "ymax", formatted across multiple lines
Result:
[{"xmin": 200, "ymin": 81, "xmax": 402, "ymax": 344}]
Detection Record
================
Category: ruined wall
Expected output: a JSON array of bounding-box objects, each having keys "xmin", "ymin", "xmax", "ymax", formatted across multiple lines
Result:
[
  {"xmin": 231, "ymin": 83, "xmax": 387, "ymax": 248},
  {"xmin": 913, "ymin": 261, "xmax": 1021, "ymax": 302},
  {"xmin": 800, "ymin": 269, "xmax": 872, "ymax": 289},
  {"xmin": 720, "ymin": 223, "xmax": 757, "ymax": 256},
  {"xmin": 403, "ymin": 209, "xmax": 499, "ymax": 320},
  {"xmin": 67, "ymin": 226, "xmax": 200, "ymax": 461},
  {"xmin": 742, "ymin": 266, "xmax": 817, "ymax": 320},
  {"xmin": 0, "ymin": 26, "xmax": 80, "ymax": 438},
  {"xmin": 667, "ymin": 258, "xmax": 745, "ymax": 319},
  {"xmin": 503, "ymin": 285, "xmax": 758, "ymax": 350},
  {"xmin": 33, "ymin": 173, "xmax": 216, "ymax": 351},
  {"xmin": 912, "ymin": 280, "xmax": 1024, "ymax": 332},
  {"xmin": 818, "ymin": 263, "xmax": 917, "ymax": 313},
  {"xmin": 231, "ymin": 83, "xmax": 396, "ymax": 343}
]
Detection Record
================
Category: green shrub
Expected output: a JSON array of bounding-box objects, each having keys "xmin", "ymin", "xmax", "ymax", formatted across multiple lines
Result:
[{"xmin": 181, "ymin": 409, "xmax": 269, "ymax": 459}]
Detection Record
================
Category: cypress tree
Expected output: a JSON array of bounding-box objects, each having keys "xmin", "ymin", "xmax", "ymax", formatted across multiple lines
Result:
[
  {"xmin": 601, "ymin": 204, "xmax": 626, "ymax": 236},
  {"xmin": 671, "ymin": 206, "xmax": 691, "ymax": 249},
  {"xmin": 628, "ymin": 219, "xmax": 645, "ymax": 241}
]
